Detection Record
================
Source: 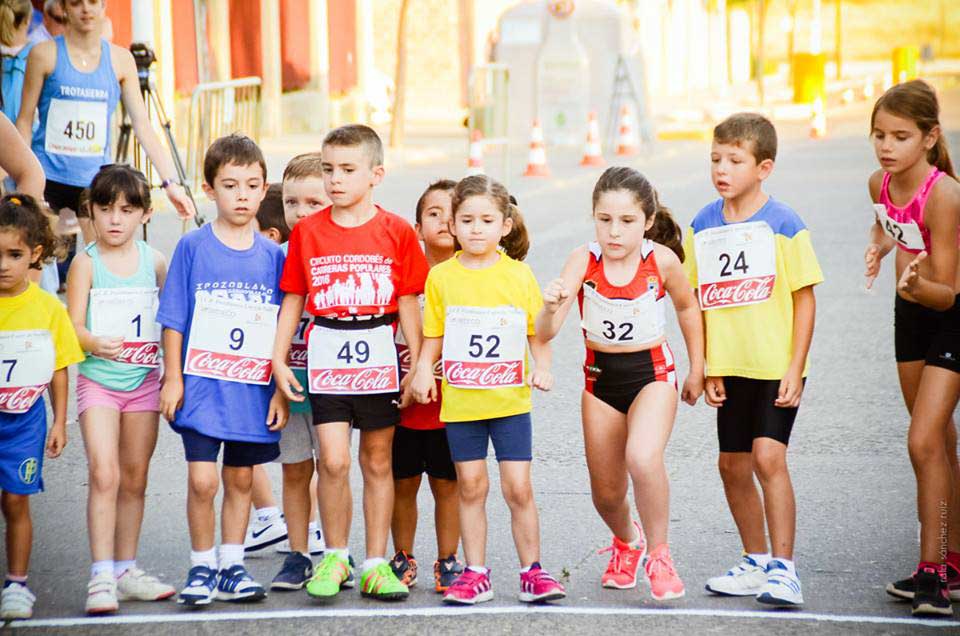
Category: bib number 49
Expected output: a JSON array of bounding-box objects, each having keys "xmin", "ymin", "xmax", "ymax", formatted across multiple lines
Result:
[{"xmin": 336, "ymin": 340, "xmax": 370, "ymax": 364}]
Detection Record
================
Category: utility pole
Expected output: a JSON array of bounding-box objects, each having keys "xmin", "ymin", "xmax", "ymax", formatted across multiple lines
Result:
[{"xmin": 389, "ymin": 0, "xmax": 411, "ymax": 148}]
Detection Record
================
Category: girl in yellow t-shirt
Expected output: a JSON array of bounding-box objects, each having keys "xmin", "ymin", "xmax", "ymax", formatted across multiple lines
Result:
[
  {"xmin": 411, "ymin": 175, "xmax": 565, "ymax": 606},
  {"xmin": 0, "ymin": 194, "xmax": 84, "ymax": 620}
]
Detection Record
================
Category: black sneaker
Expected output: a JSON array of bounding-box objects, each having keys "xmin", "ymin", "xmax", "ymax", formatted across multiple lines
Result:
[
  {"xmin": 390, "ymin": 550, "xmax": 418, "ymax": 587},
  {"xmin": 271, "ymin": 552, "xmax": 313, "ymax": 590},
  {"xmin": 434, "ymin": 554, "xmax": 464, "ymax": 593},
  {"xmin": 912, "ymin": 566, "xmax": 953, "ymax": 617},
  {"xmin": 888, "ymin": 562, "xmax": 960, "ymax": 601}
]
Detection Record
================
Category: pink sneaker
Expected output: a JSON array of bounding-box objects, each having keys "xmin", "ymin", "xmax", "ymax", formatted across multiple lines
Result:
[
  {"xmin": 644, "ymin": 544, "xmax": 684, "ymax": 601},
  {"xmin": 519, "ymin": 563, "xmax": 566, "ymax": 603},
  {"xmin": 598, "ymin": 520, "xmax": 646, "ymax": 589},
  {"xmin": 442, "ymin": 569, "xmax": 493, "ymax": 605}
]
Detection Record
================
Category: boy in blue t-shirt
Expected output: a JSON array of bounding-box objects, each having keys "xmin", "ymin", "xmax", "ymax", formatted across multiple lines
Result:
[{"xmin": 158, "ymin": 134, "xmax": 287, "ymax": 606}]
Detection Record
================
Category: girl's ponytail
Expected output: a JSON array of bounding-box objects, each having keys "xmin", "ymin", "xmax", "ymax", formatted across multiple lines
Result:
[
  {"xmin": 501, "ymin": 202, "xmax": 530, "ymax": 261},
  {"xmin": 929, "ymin": 135, "xmax": 957, "ymax": 181},
  {"xmin": 646, "ymin": 201, "xmax": 684, "ymax": 262}
]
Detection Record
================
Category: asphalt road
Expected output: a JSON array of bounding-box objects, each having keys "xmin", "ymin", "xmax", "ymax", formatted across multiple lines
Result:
[{"xmin": 5, "ymin": 86, "xmax": 960, "ymax": 635}]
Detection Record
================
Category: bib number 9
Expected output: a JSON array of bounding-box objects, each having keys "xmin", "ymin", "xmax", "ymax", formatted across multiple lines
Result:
[
  {"xmin": 718, "ymin": 250, "xmax": 749, "ymax": 277},
  {"xmin": 468, "ymin": 334, "xmax": 501, "ymax": 359},
  {"xmin": 336, "ymin": 340, "xmax": 370, "ymax": 365}
]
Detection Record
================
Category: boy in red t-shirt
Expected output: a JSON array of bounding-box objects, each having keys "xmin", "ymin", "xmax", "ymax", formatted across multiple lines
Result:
[
  {"xmin": 273, "ymin": 125, "xmax": 428, "ymax": 601},
  {"xmin": 388, "ymin": 180, "xmax": 463, "ymax": 593}
]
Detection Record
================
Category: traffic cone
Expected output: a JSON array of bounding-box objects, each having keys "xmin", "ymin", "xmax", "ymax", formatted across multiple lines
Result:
[
  {"xmin": 809, "ymin": 97, "xmax": 827, "ymax": 139},
  {"xmin": 466, "ymin": 130, "xmax": 485, "ymax": 176},
  {"xmin": 615, "ymin": 105, "xmax": 638, "ymax": 156},
  {"xmin": 523, "ymin": 119, "xmax": 550, "ymax": 178},
  {"xmin": 580, "ymin": 111, "xmax": 605, "ymax": 167}
]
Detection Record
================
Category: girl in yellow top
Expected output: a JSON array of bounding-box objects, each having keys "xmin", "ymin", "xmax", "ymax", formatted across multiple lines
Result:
[
  {"xmin": 0, "ymin": 194, "xmax": 84, "ymax": 620},
  {"xmin": 411, "ymin": 176, "xmax": 565, "ymax": 606}
]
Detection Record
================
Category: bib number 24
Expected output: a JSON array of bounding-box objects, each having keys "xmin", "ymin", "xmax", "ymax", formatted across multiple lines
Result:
[{"xmin": 718, "ymin": 250, "xmax": 749, "ymax": 277}]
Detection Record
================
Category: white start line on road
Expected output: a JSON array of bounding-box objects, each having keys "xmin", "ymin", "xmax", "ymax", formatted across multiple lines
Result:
[{"xmin": 7, "ymin": 606, "xmax": 960, "ymax": 630}]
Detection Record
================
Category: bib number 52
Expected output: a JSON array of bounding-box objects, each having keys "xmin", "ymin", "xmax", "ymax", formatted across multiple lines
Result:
[{"xmin": 468, "ymin": 334, "xmax": 500, "ymax": 358}]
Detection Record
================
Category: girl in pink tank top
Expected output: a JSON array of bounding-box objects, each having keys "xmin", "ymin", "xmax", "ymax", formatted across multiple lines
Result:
[{"xmin": 878, "ymin": 166, "xmax": 945, "ymax": 254}]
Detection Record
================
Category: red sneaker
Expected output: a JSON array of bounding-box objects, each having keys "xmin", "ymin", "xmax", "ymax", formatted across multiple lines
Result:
[
  {"xmin": 519, "ymin": 563, "xmax": 566, "ymax": 603},
  {"xmin": 598, "ymin": 520, "xmax": 646, "ymax": 589},
  {"xmin": 645, "ymin": 544, "xmax": 685, "ymax": 601},
  {"xmin": 442, "ymin": 569, "xmax": 493, "ymax": 605}
]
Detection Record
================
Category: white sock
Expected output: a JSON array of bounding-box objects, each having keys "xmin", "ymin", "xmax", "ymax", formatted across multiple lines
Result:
[
  {"xmin": 256, "ymin": 506, "xmax": 281, "ymax": 522},
  {"xmin": 114, "ymin": 560, "xmax": 136, "ymax": 578},
  {"xmin": 308, "ymin": 521, "xmax": 319, "ymax": 533},
  {"xmin": 91, "ymin": 560, "xmax": 114, "ymax": 579},
  {"xmin": 329, "ymin": 548, "xmax": 349, "ymax": 561},
  {"xmin": 772, "ymin": 558, "xmax": 796, "ymax": 575},
  {"xmin": 362, "ymin": 557, "xmax": 385, "ymax": 572},
  {"xmin": 190, "ymin": 548, "xmax": 217, "ymax": 570},
  {"xmin": 218, "ymin": 544, "xmax": 245, "ymax": 570},
  {"xmin": 748, "ymin": 552, "xmax": 771, "ymax": 569},
  {"xmin": 467, "ymin": 565, "xmax": 488, "ymax": 575}
]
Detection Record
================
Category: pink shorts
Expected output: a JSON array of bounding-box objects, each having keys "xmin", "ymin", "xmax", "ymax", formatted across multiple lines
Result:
[{"xmin": 77, "ymin": 371, "xmax": 161, "ymax": 415}]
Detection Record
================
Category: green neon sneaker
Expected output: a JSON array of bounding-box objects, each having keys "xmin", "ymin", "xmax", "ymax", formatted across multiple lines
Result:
[
  {"xmin": 305, "ymin": 552, "xmax": 352, "ymax": 600},
  {"xmin": 360, "ymin": 561, "xmax": 409, "ymax": 601}
]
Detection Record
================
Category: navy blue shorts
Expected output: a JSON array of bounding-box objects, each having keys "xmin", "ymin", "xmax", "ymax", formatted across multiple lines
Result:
[
  {"xmin": 179, "ymin": 427, "xmax": 280, "ymax": 467},
  {"xmin": 0, "ymin": 402, "xmax": 46, "ymax": 495},
  {"xmin": 444, "ymin": 413, "xmax": 532, "ymax": 463}
]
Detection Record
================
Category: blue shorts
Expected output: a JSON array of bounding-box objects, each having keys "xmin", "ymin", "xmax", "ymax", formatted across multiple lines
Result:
[
  {"xmin": 444, "ymin": 413, "xmax": 532, "ymax": 463},
  {"xmin": 178, "ymin": 427, "xmax": 280, "ymax": 467},
  {"xmin": 0, "ymin": 402, "xmax": 46, "ymax": 495}
]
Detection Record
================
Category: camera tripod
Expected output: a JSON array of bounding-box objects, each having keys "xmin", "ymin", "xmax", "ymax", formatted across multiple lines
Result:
[{"xmin": 116, "ymin": 43, "xmax": 203, "ymax": 236}]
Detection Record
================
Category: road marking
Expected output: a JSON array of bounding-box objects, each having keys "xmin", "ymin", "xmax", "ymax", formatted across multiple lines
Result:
[{"xmin": 8, "ymin": 606, "xmax": 959, "ymax": 629}]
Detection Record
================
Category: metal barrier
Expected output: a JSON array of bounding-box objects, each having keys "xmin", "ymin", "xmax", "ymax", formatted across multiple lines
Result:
[
  {"xmin": 184, "ymin": 77, "xmax": 262, "ymax": 194},
  {"xmin": 467, "ymin": 64, "xmax": 510, "ymax": 186}
]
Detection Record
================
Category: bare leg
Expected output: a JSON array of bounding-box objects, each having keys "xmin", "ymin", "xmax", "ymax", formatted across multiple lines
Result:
[
  {"xmin": 315, "ymin": 422, "xmax": 352, "ymax": 549},
  {"xmin": 455, "ymin": 460, "xmax": 488, "ymax": 567},
  {"xmin": 114, "ymin": 411, "xmax": 159, "ymax": 561},
  {"xmin": 581, "ymin": 392, "xmax": 635, "ymax": 542},
  {"xmin": 358, "ymin": 426, "xmax": 395, "ymax": 559}
]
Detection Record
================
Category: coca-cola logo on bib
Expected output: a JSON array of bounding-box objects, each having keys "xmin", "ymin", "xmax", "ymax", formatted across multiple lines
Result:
[
  {"xmin": 185, "ymin": 349, "xmax": 272, "ymax": 383},
  {"xmin": 309, "ymin": 366, "xmax": 399, "ymax": 394},
  {"xmin": 288, "ymin": 343, "xmax": 308, "ymax": 370},
  {"xmin": 443, "ymin": 360, "xmax": 523, "ymax": 388},
  {"xmin": 700, "ymin": 275, "xmax": 775, "ymax": 309},
  {"xmin": 0, "ymin": 385, "xmax": 46, "ymax": 414},
  {"xmin": 396, "ymin": 344, "xmax": 443, "ymax": 379},
  {"xmin": 116, "ymin": 342, "xmax": 160, "ymax": 368}
]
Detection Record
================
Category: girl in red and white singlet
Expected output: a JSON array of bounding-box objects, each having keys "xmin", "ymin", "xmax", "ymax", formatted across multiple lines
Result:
[{"xmin": 536, "ymin": 167, "xmax": 704, "ymax": 601}]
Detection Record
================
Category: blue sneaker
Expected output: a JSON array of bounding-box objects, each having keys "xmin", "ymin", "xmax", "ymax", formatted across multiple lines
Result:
[
  {"xmin": 271, "ymin": 552, "xmax": 313, "ymax": 590},
  {"xmin": 216, "ymin": 564, "xmax": 267, "ymax": 602},
  {"xmin": 177, "ymin": 565, "xmax": 218, "ymax": 606}
]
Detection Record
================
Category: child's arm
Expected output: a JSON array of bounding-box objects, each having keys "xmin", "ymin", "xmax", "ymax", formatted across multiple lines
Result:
[
  {"xmin": 658, "ymin": 246, "xmax": 705, "ymax": 405},
  {"xmin": 160, "ymin": 328, "xmax": 184, "ymax": 422},
  {"xmin": 775, "ymin": 286, "xmax": 816, "ymax": 408},
  {"xmin": 528, "ymin": 335, "xmax": 553, "ymax": 391},
  {"xmin": 45, "ymin": 368, "xmax": 69, "ymax": 458},
  {"xmin": 271, "ymin": 294, "xmax": 307, "ymax": 402},
  {"xmin": 535, "ymin": 247, "xmax": 588, "ymax": 342},
  {"xmin": 397, "ymin": 294, "xmax": 423, "ymax": 408},
  {"xmin": 896, "ymin": 183, "xmax": 960, "ymax": 310},
  {"xmin": 865, "ymin": 170, "xmax": 897, "ymax": 289},
  {"xmin": 65, "ymin": 252, "xmax": 123, "ymax": 359},
  {"xmin": 412, "ymin": 337, "xmax": 442, "ymax": 404},
  {"xmin": 153, "ymin": 248, "xmax": 169, "ymax": 289}
]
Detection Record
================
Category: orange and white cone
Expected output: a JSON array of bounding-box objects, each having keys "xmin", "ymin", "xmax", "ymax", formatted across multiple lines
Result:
[
  {"xmin": 809, "ymin": 97, "xmax": 827, "ymax": 139},
  {"xmin": 523, "ymin": 119, "xmax": 551, "ymax": 178},
  {"xmin": 580, "ymin": 111, "xmax": 605, "ymax": 167},
  {"xmin": 466, "ymin": 130, "xmax": 485, "ymax": 176},
  {"xmin": 615, "ymin": 105, "xmax": 638, "ymax": 156}
]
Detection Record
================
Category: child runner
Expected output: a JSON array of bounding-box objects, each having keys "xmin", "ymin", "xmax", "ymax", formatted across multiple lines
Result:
[
  {"xmin": 273, "ymin": 125, "xmax": 427, "ymax": 602},
  {"xmin": 0, "ymin": 193, "xmax": 83, "ymax": 620},
  {"xmin": 158, "ymin": 134, "xmax": 287, "ymax": 606},
  {"xmin": 684, "ymin": 113, "xmax": 823, "ymax": 607},
  {"xmin": 390, "ymin": 179, "xmax": 464, "ymax": 593},
  {"xmin": 535, "ymin": 166, "xmax": 704, "ymax": 600},
  {"xmin": 864, "ymin": 80, "xmax": 960, "ymax": 617},
  {"xmin": 411, "ymin": 175, "xmax": 565, "ymax": 605},
  {"xmin": 64, "ymin": 164, "xmax": 174, "ymax": 614}
]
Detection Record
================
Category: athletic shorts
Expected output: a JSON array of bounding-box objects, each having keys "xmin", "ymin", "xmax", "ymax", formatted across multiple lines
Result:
[
  {"xmin": 583, "ymin": 342, "xmax": 678, "ymax": 414},
  {"xmin": 392, "ymin": 425, "xmax": 457, "ymax": 481},
  {"xmin": 178, "ymin": 427, "xmax": 280, "ymax": 467},
  {"xmin": 895, "ymin": 294, "xmax": 960, "ymax": 374},
  {"xmin": 444, "ymin": 412, "xmax": 532, "ymax": 463},
  {"xmin": 277, "ymin": 411, "xmax": 320, "ymax": 464},
  {"xmin": 76, "ymin": 371, "xmax": 161, "ymax": 416},
  {"xmin": 716, "ymin": 377, "xmax": 803, "ymax": 453},
  {"xmin": 0, "ymin": 402, "xmax": 46, "ymax": 495}
]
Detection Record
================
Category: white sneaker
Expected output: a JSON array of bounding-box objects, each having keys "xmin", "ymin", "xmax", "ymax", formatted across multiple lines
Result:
[
  {"xmin": 0, "ymin": 582, "xmax": 35, "ymax": 620},
  {"xmin": 705, "ymin": 555, "xmax": 767, "ymax": 596},
  {"xmin": 756, "ymin": 560, "xmax": 804, "ymax": 606},
  {"xmin": 275, "ymin": 527, "xmax": 325, "ymax": 556},
  {"xmin": 116, "ymin": 567, "xmax": 176, "ymax": 601},
  {"xmin": 244, "ymin": 514, "xmax": 288, "ymax": 554},
  {"xmin": 85, "ymin": 572, "xmax": 119, "ymax": 615}
]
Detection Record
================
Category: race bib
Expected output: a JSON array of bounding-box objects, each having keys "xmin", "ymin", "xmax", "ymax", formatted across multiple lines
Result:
[
  {"xmin": 288, "ymin": 311, "xmax": 312, "ymax": 370},
  {"xmin": 874, "ymin": 204, "xmax": 926, "ymax": 251},
  {"xmin": 184, "ymin": 295, "xmax": 278, "ymax": 385},
  {"xmin": 581, "ymin": 285, "xmax": 663, "ymax": 346},
  {"xmin": 307, "ymin": 324, "xmax": 399, "ymax": 395},
  {"xmin": 0, "ymin": 331, "xmax": 54, "ymax": 414},
  {"xmin": 44, "ymin": 98, "xmax": 108, "ymax": 157},
  {"xmin": 442, "ymin": 306, "xmax": 526, "ymax": 389},
  {"xmin": 88, "ymin": 287, "xmax": 160, "ymax": 368},
  {"xmin": 695, "ymin": 221, "xmax": 777, "ymax": 310}
]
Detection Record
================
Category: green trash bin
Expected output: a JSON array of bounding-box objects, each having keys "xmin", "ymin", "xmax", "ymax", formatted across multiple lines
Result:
[
  {"xmin": 792, "ymin": 53, "xmax": 826, "ymax": 104},
  {"xmin": 892, "ymin": 46, "xmax": 919, "ymax": 85}
]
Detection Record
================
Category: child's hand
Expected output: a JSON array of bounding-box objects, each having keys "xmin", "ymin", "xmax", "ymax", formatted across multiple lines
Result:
[
  {"xmin": 159, "ymin": 374, "xmax": 184, "ymax": 422},
  {"xmin": 530, "ymin": 368, "xmax": 553, "ymax": 391},
  {"xmin": 411, "ymin": 365, "xmax": 437, "ymax": 404},
  {"xmin": 399, "ymin": 370, "xmax": 415, "ymax": 409},
  {"xmin": 704, "ymin": 376, "xmax": 726, "ymax": 408},
  {"xmin": 864, "ymin": 243, "xmax": 882, "ymax": 289},
  {"xmin": 273, "ymin": 361, "xmax": 305, "ymax": 403},
  {"xmin": 46, "ymin": 421, "xmax": 66, "ymax": 458},
  {"xmin": 775, "ymin": 367, "xmax": 804, "ymax": 408},
  {"xmin": 93, "ymin": 335, "xmax": 124, "ymax": 359},
  {"xmin": 542, "ymin": 278, "xmax": 569, "ymax": 314},
  {"xmin": 681, "ymin": 373, "xmax": 704, "ymax": 406},
  {"xmin": 897, "ymin": 250, "xmax": 927, "ymax": 296},
  {"xmin": 267, "ymin": 389, "xmax": 288, "ymax": 431}
]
